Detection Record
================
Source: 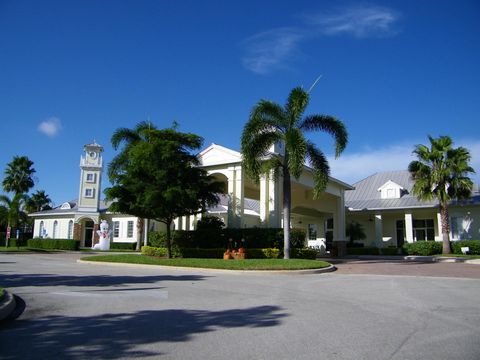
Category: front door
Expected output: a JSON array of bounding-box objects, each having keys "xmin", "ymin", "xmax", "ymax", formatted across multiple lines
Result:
[
  {"xmin": 84, "ymin": 221, "xmax": 94, "ymax": 247},
  {"xmin": 396, "ymin": 220, "xmax": 405, "ymax": 248}
]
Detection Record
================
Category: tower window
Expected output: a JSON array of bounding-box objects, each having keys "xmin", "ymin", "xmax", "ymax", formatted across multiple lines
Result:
[
  {"xmin": 86, "ymin": 173, "xmax": 95, "ymax": 183},
  {"xmin": 85, "ymin": 188, "xmax": 94, "ymax": 198}
]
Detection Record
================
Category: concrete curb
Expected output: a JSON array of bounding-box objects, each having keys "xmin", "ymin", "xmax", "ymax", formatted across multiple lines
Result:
[
  {"xmin": 0, "ymin": 290, "xmax": 16, "ymax": 321},
  {"xmin": 77, "ymin": 259, "xmax": 336, "ymax": 275}
]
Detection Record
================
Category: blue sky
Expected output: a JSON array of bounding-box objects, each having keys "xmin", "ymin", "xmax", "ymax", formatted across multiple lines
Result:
[{"xmin": 1, "ymin": 0, "xmax": 479, "ymax": 206}]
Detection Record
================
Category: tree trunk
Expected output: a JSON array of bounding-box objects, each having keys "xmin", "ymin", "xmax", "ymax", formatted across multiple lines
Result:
[
  {"xmin": 283, "ymin": 166, "xmax": 291, "ymax": 260},
  {"xmin": 440, "ymin": 202, "xmax": 451, "ymax": 254},
  {"xmin": 136, "ymin": 218, "xmax": 144, "ymax": 251},
  {"xmin": 166, "ymin": 219, "xmax": 173, "ymax": 259}
]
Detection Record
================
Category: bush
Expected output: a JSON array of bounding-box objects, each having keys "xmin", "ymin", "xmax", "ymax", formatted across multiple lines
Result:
[
  {"xmin": 291, "ymin": 248, "xmax": 319, "ymax": 259},
  {"xmin": 195, "ymin": 215, "xmax": 225, "ymax": 230},
  {"xmin": 27, "ymin": 238, "xmax": 79, "ymax": 250},
  {"xmin": 142, "ymin": 246, "xmax": 168, "ymax": 257},
  {"xmin": 7, "ymin": 238, "xmax": 28, "ymax": 247},
  {"xmin": 246, "ymin": 248, "xmax": 281, "ymax": 259},
  {"xmin": 403, "ymin": 241, "xmax": 442, "ymax": 256},
  {"xmin": 451, "ymin": 240, "xmax": 480, "ymax": 255},
  {"xmin": 110, "ymin": 242, "xmax": 137, "ymax": 250}
]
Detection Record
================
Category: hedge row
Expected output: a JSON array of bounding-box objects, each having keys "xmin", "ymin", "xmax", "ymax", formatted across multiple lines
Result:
[
  {"xmin": 148, "ymin": 228, "xmax": 307, "ymax": 249},
  {"xmin": 141, "ymin": 246, "xmax": 319, "ymax": 260},
  {"xmin": 110, "ymin": 242, "xmax": 137, "ymax": 250},
  {"xmin": 451, "ymin": 240, "xmax": 480, "ymax": 255},
  {"xmin": 27, "ymin": 238, "xmax": 79, "ymax": 250}
]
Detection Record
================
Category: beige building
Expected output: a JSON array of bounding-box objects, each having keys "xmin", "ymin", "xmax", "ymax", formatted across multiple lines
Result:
[
  {"xmin": 31, "ymin": 142, "xmax": 354, "ymax": 252},
  {"xmin": 345, "ymin": 170, "xmax": 480, "ymax": 248}
]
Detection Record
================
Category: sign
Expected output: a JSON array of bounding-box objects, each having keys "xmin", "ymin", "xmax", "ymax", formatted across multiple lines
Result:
[{"xmin": 6, "ymin": 226, "xmax": 11, "ymax": 239}]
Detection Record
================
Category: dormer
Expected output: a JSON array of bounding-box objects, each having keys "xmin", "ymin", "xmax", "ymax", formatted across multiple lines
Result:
[
  {"xmin": 60, "ymin": 201, "xmax": 74, "ymax": 209},
  {"xmin": 378, "ymin": 180, "xmax": 405, "ymax": 199}
]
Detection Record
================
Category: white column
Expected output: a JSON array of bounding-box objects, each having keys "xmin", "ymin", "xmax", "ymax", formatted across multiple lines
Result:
[
  {"xmin": 405, "ymin": 213, "xmax": 414, "ymax": 243},
  {"xmin": 227, "ymin": 166, "xmax": 244, "ymax": 228},
  {"xmin": 174, "ymin": 218, "xmax": 181, "ymax": 230},
  {"xmin": 259, "ymin": 171, "xmax": 281, "ymax": 228},
  {"xmin": 375, "ymin": 214, "xmax": 383, "ymax": 246},
  {"xmin": 143, "ymin": 219, "xmax": 149, "ymax": 246},
  {"xmin": 436, "ymin": 212, "xmax": 442, "ymax": 241},
  {"xmin": 334, "ymin": 192, "xmax": 346, "ymax": 242}
]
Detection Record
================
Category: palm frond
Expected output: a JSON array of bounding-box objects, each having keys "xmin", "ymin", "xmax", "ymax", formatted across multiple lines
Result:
[
  {"xmin": 306, "ymin": 142, "xmax": 330, "ymax": 198},
  {"xmin": 285, "ymin": 128, "xmax": 306, "ymax": 179},
  {"xmin": 285, "ymin": 87, "xmax": 309, "ymax": 128},
  {"xmin": 299, "ymin": 115, "xmax": 348, "ymax": 157}
]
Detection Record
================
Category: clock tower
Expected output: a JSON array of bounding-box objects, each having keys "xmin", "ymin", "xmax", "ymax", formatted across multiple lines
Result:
[{"xmin": 78, "ymin": 141, "xmax": 104, "ymax": 212}]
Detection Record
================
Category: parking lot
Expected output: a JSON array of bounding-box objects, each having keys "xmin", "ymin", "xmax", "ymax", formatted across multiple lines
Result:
[{"xmin": 1, "ymin": 253, "xmax": 479, "ymax": 359}]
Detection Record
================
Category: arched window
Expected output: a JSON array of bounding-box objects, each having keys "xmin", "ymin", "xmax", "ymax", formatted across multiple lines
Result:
[
  {"xmin": 39, "ymin": 221, "xmax": 44, "ymax": 238},
  {"xmin": 53, "ymin": 221, "xmax": 58, "ymax": 239},
  {"xmin": 68, "ymin": 220, "xmax": 74, "ymax": 239}
]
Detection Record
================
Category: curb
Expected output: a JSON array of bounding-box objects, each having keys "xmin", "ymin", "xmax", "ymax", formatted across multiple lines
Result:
[
  {"xmin": 77, "ymin": 259, "xmax": 336, "ymax": 275},
  {"xmin": 0, "ymin": 290, "xmax": 16, "ymax": 321}
]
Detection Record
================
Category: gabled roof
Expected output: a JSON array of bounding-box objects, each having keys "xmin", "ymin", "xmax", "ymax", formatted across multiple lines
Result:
[
  {"xmin": 345, "ymin": 170, "xmax": 480, "ymax": 211},
  {"xmin": 198, "ymin": 143, "xmax": 242, "ymax": 166},
  {"xmin": 346, "ymin": 170, "xmax": 436, "ymax": 211},
  {"xmin": 377, "ymin": 180, "xmax": 404, "ymax": 192},
  {"xmin": 29, "ymin": 199, "xmax": 112, "ymax": 217}
]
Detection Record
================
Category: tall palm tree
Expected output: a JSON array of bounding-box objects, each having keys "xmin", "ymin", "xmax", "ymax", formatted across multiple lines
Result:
[
  {"xmin": 2, "ymin": 156, "xmax": 36, "ymax": 195},
  {"xmin": 26, "ymin": 190, "xmax": 52, "ymax": 213},
  {"xmin": 0, "ymin": 193, "xmax": 28, "ymax": 246},
  {"xmin": 108, "ymin": 121, "xmax": 159, "ymax": 250},
  {"xmin": 108, "ymin": 121, "xmax": 158, "ymax": 181},
  {"xmin": 241, "ymin": 87, "xmax": 348, "ymax": 259},
  {"xmin": 408, "ymin": 136, "xmax": 475, "ymax": 254}
]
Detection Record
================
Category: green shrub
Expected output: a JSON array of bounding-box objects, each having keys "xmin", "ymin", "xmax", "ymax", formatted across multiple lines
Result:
[
  {"xmin": 7, "ymin": 238, "xmax": 28, "ymax": 247},
  {"xmin": 451, "ymin": 240, "xmax": 480, "ymax": 255},
  {"xmin": 110, "ymin": 242, "xmax": 137, "ymax": 250},
  {"xmin": 403, "ymin": 241, "xmax": 442, "ymax": 256},
  {"xmin": 246, "ymin": 248, "xmax": 281, "ymax": 259},
  {"xmin": 141, "ymin": 246, "xmax": 168, "ymax": 257},
  {"xmin": 27, "ymin": 238, "xmax": 79, "ymax": 250},
  {"xmin": 291, "ymin": 248, "xmax": 319, "ymax": 259}
]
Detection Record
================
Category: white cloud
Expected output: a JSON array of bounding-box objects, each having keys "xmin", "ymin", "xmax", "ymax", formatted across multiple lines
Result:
[
  {"xmin": 241, "ymin": 27, "xmax": 305, "ymax": 74},
  {"xmin": 329, "ymin": 139, "xmax": 480, "ymax": 185},
  {"xmin": 241, "ymin": 5, "xmax": 400, "ymax": 74},
  {"xmin": 305, "ymin": 5, "xmax": 400, "ymax": 38},
  {"xmin": 38, "ymin": 117, "xmax": 62, "ymax": 137}
]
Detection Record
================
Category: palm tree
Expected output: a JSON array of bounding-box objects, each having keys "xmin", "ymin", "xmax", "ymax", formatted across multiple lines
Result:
[
  {"xmin": 108, "ymin": 121, "xmax": 159, "ymax": 251},
  {"xmin": 0, "ymin": 193, "xmax": 28, "ymax": 246},
  {"xmin": 26, "ymin": 190, "xmax": 52, "ymax": 213},
  {"xmin": 408, "ymin": 136, "xmax": 475, "ymax": 254},
  {"xmin": 2, "ymin": 156, "xmax": 36, "ymax": 195},
  {"xmin": 241, "ymin": 87, "xmax": 348, "ymax": 259}
]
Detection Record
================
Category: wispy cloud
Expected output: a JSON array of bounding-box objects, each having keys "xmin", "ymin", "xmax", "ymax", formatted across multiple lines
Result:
[
  {"xmin": 241, "ymin": 27, "xmax": 305, "ymax": 75},
  {"xmin": 305, "ymin": 5, "xmax": 400, "ymax": 38},
  {"xmin": 241, "ymin": 4, "xmax": 400, "ymax": 74},
  {"xmin": 329, "ymin": 139, "xmax": 480, "ymax": 185},
  {"xmin": 38, "ymin": 117, "xmax": 62, "ymax": 137}
]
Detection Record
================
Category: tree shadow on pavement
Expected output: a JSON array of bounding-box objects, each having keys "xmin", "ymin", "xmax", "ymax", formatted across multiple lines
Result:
[
  {"xmin": 0, "ymin": 273, "xmax": 209, "ymax": 289},
  {"xmin": 0, "ymin": 305, "xmax": 287, "ymax": 359}
]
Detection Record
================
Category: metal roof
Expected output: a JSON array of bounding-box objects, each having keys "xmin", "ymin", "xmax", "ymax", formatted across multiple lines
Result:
[{"xmin": 344, "ymin": 170, "xmax": 480, "ymax": 211}]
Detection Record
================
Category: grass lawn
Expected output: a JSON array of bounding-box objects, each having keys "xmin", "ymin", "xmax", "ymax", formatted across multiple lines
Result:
[
  {"xmin": 0, "ymin": 287, "xmax": 4, "ymax": 301},
  {"xmin": 80, "ymin": 249, "xmax": 139, "ymax": 253},
  {"xmin": 81, "ymin": 254, "xmax": 331, "ymax": 270}
]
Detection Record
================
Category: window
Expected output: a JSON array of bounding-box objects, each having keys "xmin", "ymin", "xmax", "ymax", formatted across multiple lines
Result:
[
  {"xmin": 53, "ymin": 221, "xmax": 58, "ymax": 239},
  {"xmin": 86, "ymin": 173, "xmax": 95, "ymax": 183},
  {"xmin": 127, "ymin": 221, "xmax": 134, "ymax": 238},
  {"xmin": 68, "ymin": 220, "xmax": 74, "ymax": 239},
  {"xmin": 413, "ymin": 219, "xmax": 434, "ymax": 241},
  {"xmin": 85, "ymin": 188, "xmax": 94, "ymax": 198},
  {"xmin": 308, "ymin": 224, "xmax": 317, "ymax": 240},
  {"xmin": 387, "ymin": 188, "xmax": 396, "ymax": 198},
  {"xmin": 113, "ymin": 221, "xmax": 120, "ymax": 238},
  {"xmin": 39, "ymin": 221, "xmax": 44, "ymax": 238}
]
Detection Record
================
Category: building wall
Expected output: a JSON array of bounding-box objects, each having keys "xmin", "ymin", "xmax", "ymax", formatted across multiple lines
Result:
[
  {"xmin": 33, "ymin": 216, "xmax": 76, "ymax": 239},
  {"xmin": 103, "ymin": 215, "xmax": 139, "ymax": 243}
]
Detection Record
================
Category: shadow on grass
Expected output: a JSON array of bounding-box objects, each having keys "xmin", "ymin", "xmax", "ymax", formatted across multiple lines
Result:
[
  {"xmin": 0, "ymin": 305, "xmax": 287, "ymax": 359},
  {"xmin": 0, "ymin": 273, "xmax": 209, "ymax": 289}
]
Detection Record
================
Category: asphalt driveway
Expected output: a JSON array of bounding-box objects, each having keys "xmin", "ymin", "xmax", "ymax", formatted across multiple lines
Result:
[{"xmin": 1, "ymin": 253, "xmax": 479, "ymax": 360}]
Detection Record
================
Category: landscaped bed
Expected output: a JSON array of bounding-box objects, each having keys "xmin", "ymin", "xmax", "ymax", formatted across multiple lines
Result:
[{"xmin": 81, "ymin": 254, "xmax": 331, "ymax": 270}]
